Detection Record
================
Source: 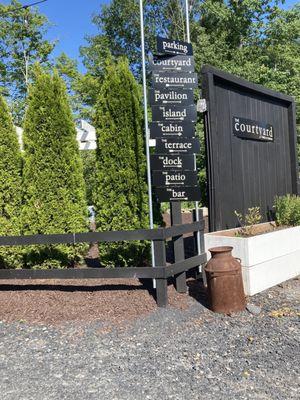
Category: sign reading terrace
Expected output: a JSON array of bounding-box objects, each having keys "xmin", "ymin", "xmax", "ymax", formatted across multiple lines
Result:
[
  {"xmin": 233, "ymin": 117, "xmax": 274, "ymax": 142},
  {"xmin": 155, "ymin": 138, "xmax": 200, "ymax": 154},
  {"xmin": 151, "ymin": 105, "xmax": 197, "ymax": 122},
  {"xmin": 157, "ymin": 36, "xmax": 193, "ymax": 56},
  {"xmin": 152, "ymin": 72, "xmax": 198, "ymax": 89},
  {"xmin": 149, "ymin": 88, "xmax": 194, "ymax": 106},
  {"xmin": 149, "ymin": 121, "xmax": 195, "ymax": 138},
  {"xmin": 149, "ymin": 54, "xmax": 195, "ymax": 72}
]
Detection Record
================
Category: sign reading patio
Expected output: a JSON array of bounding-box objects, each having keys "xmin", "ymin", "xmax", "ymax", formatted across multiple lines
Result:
[
  {"xmin": 233, "ymin": 116, "xmax": 274, "ymax": 142},
  {"xmin": 149, "ymin": 36, "xmax": 201, "ymax": 202}
]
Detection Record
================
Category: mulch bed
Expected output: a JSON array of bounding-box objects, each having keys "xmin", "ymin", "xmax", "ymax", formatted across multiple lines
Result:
[
  {"xmin": 0, "ymin": 211, "xmax": 209, "ymax": 327},
  {"xmin": 0, "ymin": 277, "xmax": 206, "ymax": 326}
]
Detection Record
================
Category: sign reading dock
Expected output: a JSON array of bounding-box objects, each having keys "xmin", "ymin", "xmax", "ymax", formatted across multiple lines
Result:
[{"xmin": 149, "ymin": 37, "xmax": 201, "ymax": 202}]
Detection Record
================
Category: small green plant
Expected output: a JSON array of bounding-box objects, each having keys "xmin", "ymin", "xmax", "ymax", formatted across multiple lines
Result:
[
  {"xmin": 274, "ymin": 195, "xmax": 300, "ymax": 227},
  {"xmin": 234, "ymin": 207, "xmax": 262, "ymax": 237}
]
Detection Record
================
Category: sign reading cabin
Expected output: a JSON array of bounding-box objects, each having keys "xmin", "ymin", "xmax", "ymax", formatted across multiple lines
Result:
[{"xmin": 233, "ymin": 116, "xmax": 274, "ymax": 142}]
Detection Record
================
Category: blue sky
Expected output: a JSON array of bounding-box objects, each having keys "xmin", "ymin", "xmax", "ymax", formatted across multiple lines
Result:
[{"xmin": 2, "ymin": 0, "xmax": 299, "ymax": 71}]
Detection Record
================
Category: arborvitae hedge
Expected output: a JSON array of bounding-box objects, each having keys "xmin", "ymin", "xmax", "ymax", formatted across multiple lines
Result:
[
  {"xmin": 0, "ymin": 95, "xmax": 23, "ymax": 268},
  {"xmin": 93, "ymin": 59, "xmax": 149, "ymax": 267},
  {"xmin": 22, "ymin": 67, "xmax": 88, "ymax": 268}
]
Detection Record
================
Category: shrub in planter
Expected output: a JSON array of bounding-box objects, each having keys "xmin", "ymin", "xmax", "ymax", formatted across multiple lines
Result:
[
  {"xmin": 22, "ymin": 67, "xmax": 88, "ymax": 269},
  {"xmin": 274, "ymin": 194, "xmax": 300, "ymax": 227},
  {"xmin": 0, "ymin": 95, "xmax": 23, "ymax": 268},
  {"xmin": 93, "ymin": 58, "xmax": 149, "ymax": 267}
]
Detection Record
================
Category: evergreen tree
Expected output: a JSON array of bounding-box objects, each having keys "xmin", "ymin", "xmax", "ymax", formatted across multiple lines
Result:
[
  {"xmin": 93, "ymin": 58, "xmax": 149, "ymax": 267},
  {"xmin": 22, "ymin": 66, "xmax": 88, "ymax": 268},
  {"xmin": 0, "ymin": 95, "xmax": 23, "ymax": 268}
]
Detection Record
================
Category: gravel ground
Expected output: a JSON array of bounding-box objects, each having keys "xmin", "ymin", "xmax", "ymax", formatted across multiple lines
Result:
[{"xmin": 0, "ymin": 277, "xmax": 299, "ymax": 400}]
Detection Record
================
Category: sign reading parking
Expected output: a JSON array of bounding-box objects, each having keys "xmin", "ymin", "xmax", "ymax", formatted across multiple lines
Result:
[{"xmin": 156, "ymin": 36, "xmax": 193, "ymax": 56}]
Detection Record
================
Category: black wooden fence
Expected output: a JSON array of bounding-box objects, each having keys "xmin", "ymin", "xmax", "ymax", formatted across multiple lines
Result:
[
  {"xmin": 202, "ymin": 65, "xmax": 299, "ymax": 231},
  {"xmin": 0, "ymin": 217, "xmax": 206, "ymax": 307}
]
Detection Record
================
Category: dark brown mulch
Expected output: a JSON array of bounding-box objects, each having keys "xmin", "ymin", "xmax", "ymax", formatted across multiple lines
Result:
[{"xmin": 0, "ymin": 278, "xmax": 205, "ymax": 326}]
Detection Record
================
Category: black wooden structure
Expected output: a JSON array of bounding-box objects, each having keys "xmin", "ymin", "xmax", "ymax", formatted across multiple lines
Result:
[
  {"xmin": 202, "ymin": 65, "xmax": 299, "ymax": 231},
  {"xmin": 0, "ymin": 214, "xmax": 206, "ymax": 307}
]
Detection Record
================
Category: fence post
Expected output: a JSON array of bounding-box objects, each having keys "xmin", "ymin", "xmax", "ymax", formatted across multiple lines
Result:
[
  {"xmin": 193, "ymin": 208, "xmax": 207, "ymax": 283},
  {"xmin": 153, "ymin": 238, "xmax": 168, "ymax": 307},
  {"xmin": 170, "ymin": 201, "xmax": 187, "ymax": 293}
]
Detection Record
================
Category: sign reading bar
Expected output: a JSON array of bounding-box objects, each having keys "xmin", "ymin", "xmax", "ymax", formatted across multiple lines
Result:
[
  {"xmin": 152, "ymin": 170, "xmax": 198, "ymax": 187},
  {"xmin": 151, "ymin": 105, "xmax": 197, "ymax": 122},
  {"xmin": 154, "ymin": 186, "xmax": 201, "ymax": 202},
  {"xmin": 149, "ymin": 54, "xmax": 195, "ymax": 72},
  {"xmin": 149, "ymin": 121, "xmax": 195, "ymax": 138},
  {"xmin": 233, "ymin": 116, "xmax": 274, "ymax": 142},
  {"xmin": 157, "ymin": 36, "xmax": 193, "ymax": 56},
  {"xmin": 152, "ymin": 72, "xmax": 198, "ymax": 89},
  {"xmin": 149, "ymin": 88, "xmax": 194, "ymax": 106},
  {"xmin": 155, "ymin": 138, "xmax": 200, "ymax": 154},
  {"xmin": 151, "ymin": 154, "xmax": 195, "ymax": 170}
]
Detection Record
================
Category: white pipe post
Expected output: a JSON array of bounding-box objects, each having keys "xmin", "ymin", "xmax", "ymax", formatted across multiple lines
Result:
[
  {"xmin": 185, "ymin": 0, "xmax": 201, "ymax": 260},
  {"xmin": 139, "ymin": 0, "xmax": 156, "ymax": 284}
]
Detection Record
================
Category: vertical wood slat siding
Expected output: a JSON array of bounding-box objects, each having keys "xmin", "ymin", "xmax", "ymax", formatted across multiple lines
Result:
[{"xmin": 202, "ymin": 65, "xmax": 299, "ymax": 231}]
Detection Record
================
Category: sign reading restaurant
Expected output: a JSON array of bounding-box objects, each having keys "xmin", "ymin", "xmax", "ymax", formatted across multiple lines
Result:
[{"xmin": 233, "ymin": 116, "xmax": 274, "ymax": 142}]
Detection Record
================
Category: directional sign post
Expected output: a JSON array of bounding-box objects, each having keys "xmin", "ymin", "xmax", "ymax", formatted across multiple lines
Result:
[
  {"xmin": 149, "ymin": 88, "xmax": 194, "ymax": 106},
  {"xmin": 154, "ymin": 186, "xmax": 201, "ymax": 202},
  {"xmin": 149, "ymin": 121, "xmax": 195, "ymax": 138},
  {"xmin": 152, "ymin": 72, "xmax": 198, "ymax": 89},
  {"xmin": 149, "ymin": 35, "xmax": 201, "ymax": 203},
  {"xmin": 156, "ymin": 36, "xmax": 193, "ymax": 56},
  {"xmin": 155, "ymin": 137, "xmax": 200, "ymax": 154},
  {"xmin": 151, "ymin": 154, "xmax": 196, "ymax": 170},
  {"xmin": 149, "ymin": 54, "xmax": 195, "ymax": 72},
  {"xmin": 152, "ymin": 170, "xmax": 198, "ymax": 187},
  {"xmin": 151, "ymin": 105, "xmax": 197, "ymax": 122}
]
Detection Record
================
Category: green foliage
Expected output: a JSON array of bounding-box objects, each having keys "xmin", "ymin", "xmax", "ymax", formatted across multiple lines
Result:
[
  {"xmin": 0, "ymin": 0, "xmax": 55, "ymax": 123},
  {"xmin": 234, "ymin": 207, "xmax": 262, "ymax": 237},
  {"xmin": 21, "ymin": 66, "xmax": 88, "ymax": 268},
  {"xmin": 274, "ymin": 194, "xmax": 300, "ymax": 227},
  {"xmin": 0, "ymin": 95, "xmax": 23, "ymax": 268},
  {"xmin": 80, "ymin": 150, "xmax": 97, "ymax": 206},
  {"xmin": 93, "ymin": 58, "xmax": 149, "ymax": 267},
  {"xmin": 55, "ymin": 53, "xmax": 100, "ymax": 120},
  {"xmin": 77, "ymin": 1, "xmax": 298, "ymax": 207}
]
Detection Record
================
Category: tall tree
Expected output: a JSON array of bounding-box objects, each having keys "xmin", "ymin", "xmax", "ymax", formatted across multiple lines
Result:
[
  {"xmin": 0, "ymin": 95, "xmax": 23, "ymax": 268},
  {"xmin": 0, "ymin": 0, "xmax": 55, "ymax": 123},
  {"xmin": 22, "ymin": 66, "xmax": 88, "ymax": 268},
  {"xmin": 81, "ymin": 0, "xmax": 300, "ymax": 207},
  {"xmin": 93, "ymin": 58, "xmax": 149, "ymax": 267}
]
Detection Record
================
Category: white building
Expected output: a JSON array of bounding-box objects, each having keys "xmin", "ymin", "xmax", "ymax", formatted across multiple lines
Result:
[{"xmin": 15, "ymin": 120, "xmax": 97, "ymax": 151}]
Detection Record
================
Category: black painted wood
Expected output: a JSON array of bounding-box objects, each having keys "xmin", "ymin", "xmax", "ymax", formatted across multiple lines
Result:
[
  {"xmin": 0, "ymin": 222, "xmax": 206, "ymax": 307},
  {"xmin": 153, "ymin": 239, "xmax": 168, "ymax": 307},
  {"xmin": 170, "ymin": 201, "xmax": 186, "ymax": 293},
  {"xmin": 202, "ymin": 65, "xmax": 299, "ymax": 231}
]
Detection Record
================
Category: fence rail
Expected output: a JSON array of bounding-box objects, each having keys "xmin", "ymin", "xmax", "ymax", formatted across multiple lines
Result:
[{"xmin": 0, "ymin": 221, "xmax": 207, "ymax": 307}]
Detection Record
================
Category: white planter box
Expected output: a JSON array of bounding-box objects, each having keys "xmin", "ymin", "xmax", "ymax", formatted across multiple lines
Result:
[{"xmin": 205, "ymin": 224, "xmax": 300, "ymax": 296}]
